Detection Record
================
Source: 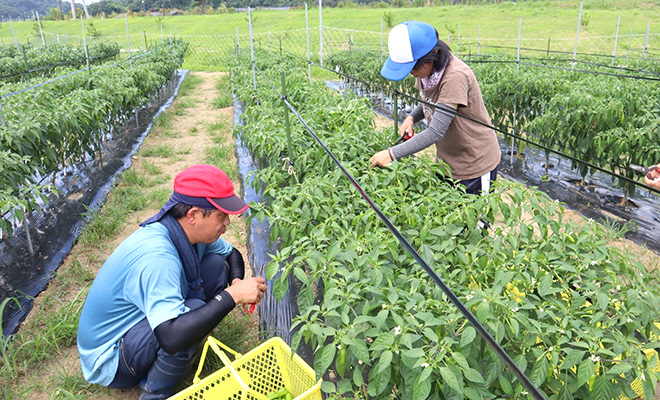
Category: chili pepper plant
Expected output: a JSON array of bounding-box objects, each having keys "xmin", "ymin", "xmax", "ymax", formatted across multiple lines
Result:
[{"xmin": 231, "ymin": 50, "xmax": 660, "ymax": 400}]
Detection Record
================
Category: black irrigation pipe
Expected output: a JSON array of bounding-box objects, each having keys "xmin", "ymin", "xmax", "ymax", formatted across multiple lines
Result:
[
  {"xmin": 0, "ymin": 53, "xmax": 120, "ymax": 81},
  {"xmin": 519, "ymin": 61, "xmax": 660, "ymax": 81},
  {"xmin": 251, "ymin": 62, "xmax": 548, "ymax": 400},
  {"xmin": 466, "ymin": 55, "xmax": 660, "ymax": 78},
  {"xmin": 303, "ymin": 57, "xmax": 660, "ymax": 195},
  {"xmin": 0, "ymin": 50, "xmax": 155, "ymax": 99},
  {"xmin": 476, "ymin": 42, "xmax": 660, "ymax": 63}
]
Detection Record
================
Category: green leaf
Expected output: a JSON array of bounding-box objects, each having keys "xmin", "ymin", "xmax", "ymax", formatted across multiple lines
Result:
[
  {"xmin": 460, "ymin": 327, "xmax": 477, "ymax": 348},
  {"xmin": 272, "ymin": 275, "xmax": 289, "ymax": 301},
  {"xmin": 314, "ymin": 343, "xmax": 336, "ymax": 381},
  {"xmin": 530, "ymin": 357, "xmax": 549, "ymax": 387},
  {"xmin": 320, "ymin": 381, "xmax": 336, "ymax": 394},
  {"xmin": 499, "ymin": 375, "xmax": 513, "ymax": 394},
  {"xmin": 413, "ymin": 373, "xmax": 432, "ymax": 400},
  {"xmin": 592, "ymin": 375, "xmax": 613, "ymax": 400},
  {"xmin": 370, "ymin": 332, "xmax": 395, "ymax": 351},
  {"xmin": 577, "ymin": 359, "xmax": 595, "ymax": 388},
  {"xmin": 464, "ymin": 367, "xmax": 485, "ymax": 384},
  {"xmin": 604, "ymin": 362, "xmax": 632, "ymax": 375},
  {"xmin": 452, "ymin": 351, "xmax": 470, "ymax": 370},
  {"xmin": 350, "ymin": 339, "xmax": 369, "ymax": 363},
  {"xmin": 377, "ymin": 350, "xmax": 393, "ymax": 374},
  {"xmin": 439, "ymin": 366, "xmax": 463, "ymax": 395}
]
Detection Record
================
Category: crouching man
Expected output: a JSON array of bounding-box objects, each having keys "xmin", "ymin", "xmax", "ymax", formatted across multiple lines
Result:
[{"xmin": 77, "ymin": 164, "xmax": 267, "ymax": 400}]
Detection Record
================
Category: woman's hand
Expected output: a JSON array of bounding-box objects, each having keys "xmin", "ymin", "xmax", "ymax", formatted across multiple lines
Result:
[
  {"xmin": 399, "ymin": 116, "xmax": 415, "ymax": 140},
  {"xmin": 369, "ymin": 149, "xmax": 394, "ymax": 169},
  {"xmin": 644, "ymin": 164, "xmax": 660, "ymax": 189}
]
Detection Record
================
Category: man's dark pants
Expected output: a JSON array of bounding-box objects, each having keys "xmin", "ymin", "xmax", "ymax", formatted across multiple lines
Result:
[{"xmin": 108, "ymin": 254, "xmax": 229, "ymax": 400}]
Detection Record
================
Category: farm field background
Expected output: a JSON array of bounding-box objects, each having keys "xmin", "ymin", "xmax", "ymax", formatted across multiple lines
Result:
[{"xmin": 1, "ymin": 0, "xmax": 660, "ymax": 60}]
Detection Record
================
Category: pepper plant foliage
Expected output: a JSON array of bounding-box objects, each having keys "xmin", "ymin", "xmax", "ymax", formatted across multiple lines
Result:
[
  {"xmin": 0, "ymin": 40, "xmax": 188, "ymax": 236},
  {"xmin": 231, "ymin": 51, "xmax": 660, "ymax": 399},
  {"xmin": 328, "ymin": 50, "xmax": 660, "ymax": 198},
  {"xmin": 0, "ymin": 42, "xmax": 121, "ymax": 83}
]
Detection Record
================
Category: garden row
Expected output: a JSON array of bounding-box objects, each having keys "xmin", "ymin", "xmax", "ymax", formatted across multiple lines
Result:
[
  {"xmin": 0, "ymin": 40, "xmax": 187, "ymax": 237},
  {"xmin": 231, "ymin": 50, "xmax": 660, "ymax": 399},
  {"xmin": 0, "ymin": 42, "xmax": 121, "ymax": 83},
  {"xmin": 327, "ymin": 50, "xmax": 660, "ymax": 198}
]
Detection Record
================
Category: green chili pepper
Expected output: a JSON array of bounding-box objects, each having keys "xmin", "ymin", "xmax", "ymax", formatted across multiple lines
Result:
[{"xmin": 266, "ymin": 387, "xmax": 290, "ymax": 399}]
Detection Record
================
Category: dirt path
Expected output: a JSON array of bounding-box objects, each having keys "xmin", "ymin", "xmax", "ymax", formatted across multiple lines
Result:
[{"xmin": 14, "ymin": 71, "xmax": 254, "ymax": 400}]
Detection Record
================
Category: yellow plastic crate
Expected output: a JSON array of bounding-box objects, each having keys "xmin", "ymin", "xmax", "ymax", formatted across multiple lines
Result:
[{"xmin": 168, "ymin": 336, "xmax": 322, "ymax": 400}]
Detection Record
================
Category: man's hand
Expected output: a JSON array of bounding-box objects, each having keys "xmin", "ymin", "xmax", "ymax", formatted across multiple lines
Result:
[
  {"xmin": 225, "ymin": 277, "xmax": 267, "ymax": 305},
  {"xmin": 645, "ymin": 164, "xmax": 660, "ymax": 189}
]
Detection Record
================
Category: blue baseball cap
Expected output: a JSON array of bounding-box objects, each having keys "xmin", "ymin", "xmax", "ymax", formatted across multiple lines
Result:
[{"xmin": 380, "ymin": 21, "xmax": 438, "ymax": 81}]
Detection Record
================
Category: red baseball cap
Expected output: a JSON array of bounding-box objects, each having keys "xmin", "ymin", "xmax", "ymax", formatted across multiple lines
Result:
[{"xmin": 174, "ymin": 164, "xmax": 249, "ymax": 215}]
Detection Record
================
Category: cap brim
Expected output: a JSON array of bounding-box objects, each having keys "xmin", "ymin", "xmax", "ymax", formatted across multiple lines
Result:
[
  {"xmin": 380, "ymin": 56, "xmax": 415, "ymax": 81},
  {"xmin": 208, "ymin": 196, "xmax": 250, "ymax": 215}
]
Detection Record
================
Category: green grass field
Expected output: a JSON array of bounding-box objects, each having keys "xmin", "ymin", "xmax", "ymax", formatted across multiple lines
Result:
[{"xmin": 2, "ymin": 0, "xmax": 659, "ymax": 45}]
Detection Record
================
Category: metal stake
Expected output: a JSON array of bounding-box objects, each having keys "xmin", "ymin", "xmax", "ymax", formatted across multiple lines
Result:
[
  {"xmin": 37, "ymin": 11, "xmax": 45, "ymax": 46},
  {"xmin": 81, "ymin": 16, "xmax": 89, "ymax": 69},
  {"xmin": 305, "ymin": 3, "xmax": 311, "ymax": 82},
  {"xmin": 643, "ymin": 21, "xmax": 649, "ymax": 56},
  {"xmin": 248, "ymin": 7, "xmax": 256, "ymax": 91},
  {"xmin": 319, "ymin": 0, "xmax": 323, "ymax": 67},
  {"xmin": 125, "ymin": 13, "xmax": 133, "ymax": 69},
  {"xmin": 572, "ymin": 2, "xmax": 583, "ymax": 71},
  {"xmin": 10, "ymin": 17, "xmax": 20, "ymax": 54},
  {"xmin": 612, "ymin": 16, "xmax": 620, "ymax": 66}
]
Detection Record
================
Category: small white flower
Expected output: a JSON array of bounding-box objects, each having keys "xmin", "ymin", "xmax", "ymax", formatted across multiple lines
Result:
[
  {"xmin": 531, "ymin": 278, "xmax": 536, "ymax": 285},
  {"xmin": 559, "ymin": 329, "xmax": 565, "ymax": 334},
  {"xmin": 616, "ymin": 285, "xmax": 621, "ymax": 291},
  {"xmin": 483, "ymin": 299, "xmax": 488, "ymax": 303},
  {"xmin": 642, "ymin": 374, "xmax": 646, "ymax": 381},
  {"xmin": 512, "ymin": 307, "xmax": 519, "ymax": 313},
  {"xmin": 394, "ymin": 326, "xmax": 402, "ymax": 335},
  {"xmin": 421, "ymin": 363, "xmax": 430, "ymax": 368},
  {"xmin": 539, "ymin": 308, "xmax": 544, "ymax": 313},
  {"xmin": 337, "ymin": 344, "xmax": 341, "ymax": 350},
  {"xmin": 627, "ymin": 318, "xmax": 633, "ymax": 323},
  {"xmin": 590, "ymin": 354, "xmax": 600, "ymax": 362},
  {"xmin": 590, "ymin": 260, "xmax": 598, "ymax": 265},
  {"xmin": 358, "ymin": 360, "xmax": 363, "ymax": 365},
  {"xmin": 466, "ymin": 295, "xmax": 474, "ymax": 301},
  {"xmin": 548, "ymin": 347, "xmax": 553, "ymax": 352}
]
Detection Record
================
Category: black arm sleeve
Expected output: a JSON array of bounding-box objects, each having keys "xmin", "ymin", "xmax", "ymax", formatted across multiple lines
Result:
[
  {"xmin": 226, "ymin": 248, "xmax": 245, "ymax": 282},
  {"xmin": 154, "ymin": 291, "xmax": 235, "ymax": 354}
]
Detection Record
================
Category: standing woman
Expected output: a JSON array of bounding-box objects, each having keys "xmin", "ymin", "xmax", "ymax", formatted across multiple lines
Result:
[{"xmin": 369, "ymin": 21, "xmax": 501, "ymax": 195}]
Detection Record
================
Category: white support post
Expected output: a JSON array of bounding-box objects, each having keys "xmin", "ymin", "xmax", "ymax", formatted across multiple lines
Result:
[
  {"xmin": 305, "ymin": 3, "xmax": 311, "ymax": 82},
  {"xmin": 380, "ymin": 18, "xmax": 384, "ymax": 63},
  {"xmin": 81, "ymin": 16, "xmax": 89, "ymax": 68},
  {"xmin": 516, "ymin": 18, "xmax": 522, "ymax": 71},
  {"xmin": 477, "ymin": 25, "xmax": 481, "ymax": 56},
  {"xmin": 643, "ymin": 21, "xmax": 650, "ymax": 56},
  {"xmin": 125, "ymin": 13, "xmax": 133, "ymax": 69},
  {"xmin": 612, "ymin": 16, "xmax": 620, "ymax": 66},
  {"xmin": 248, "ymin": 7, "xmax": 256, "ymax": 90},
  {"xmin": 319, "ymin": 0, "xmax": 323, "ymax": 67},
  {"xmin": 10, "ymin": 17, "xmax": 20, "ymax": 54},
  {"xmin": 457, "ymin": 22, "xmax": 461, "ymax": 55},
  {"xmin": 24, "ymin": 216, "xmax": 34, "ymax": 255},
  {"xmin": 37, "ymin": 12, "xmax": 45, "ymax": 46},
  {"xmin": 572, "ymin": 2, "xmax": 583, "ymax": 71}
]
